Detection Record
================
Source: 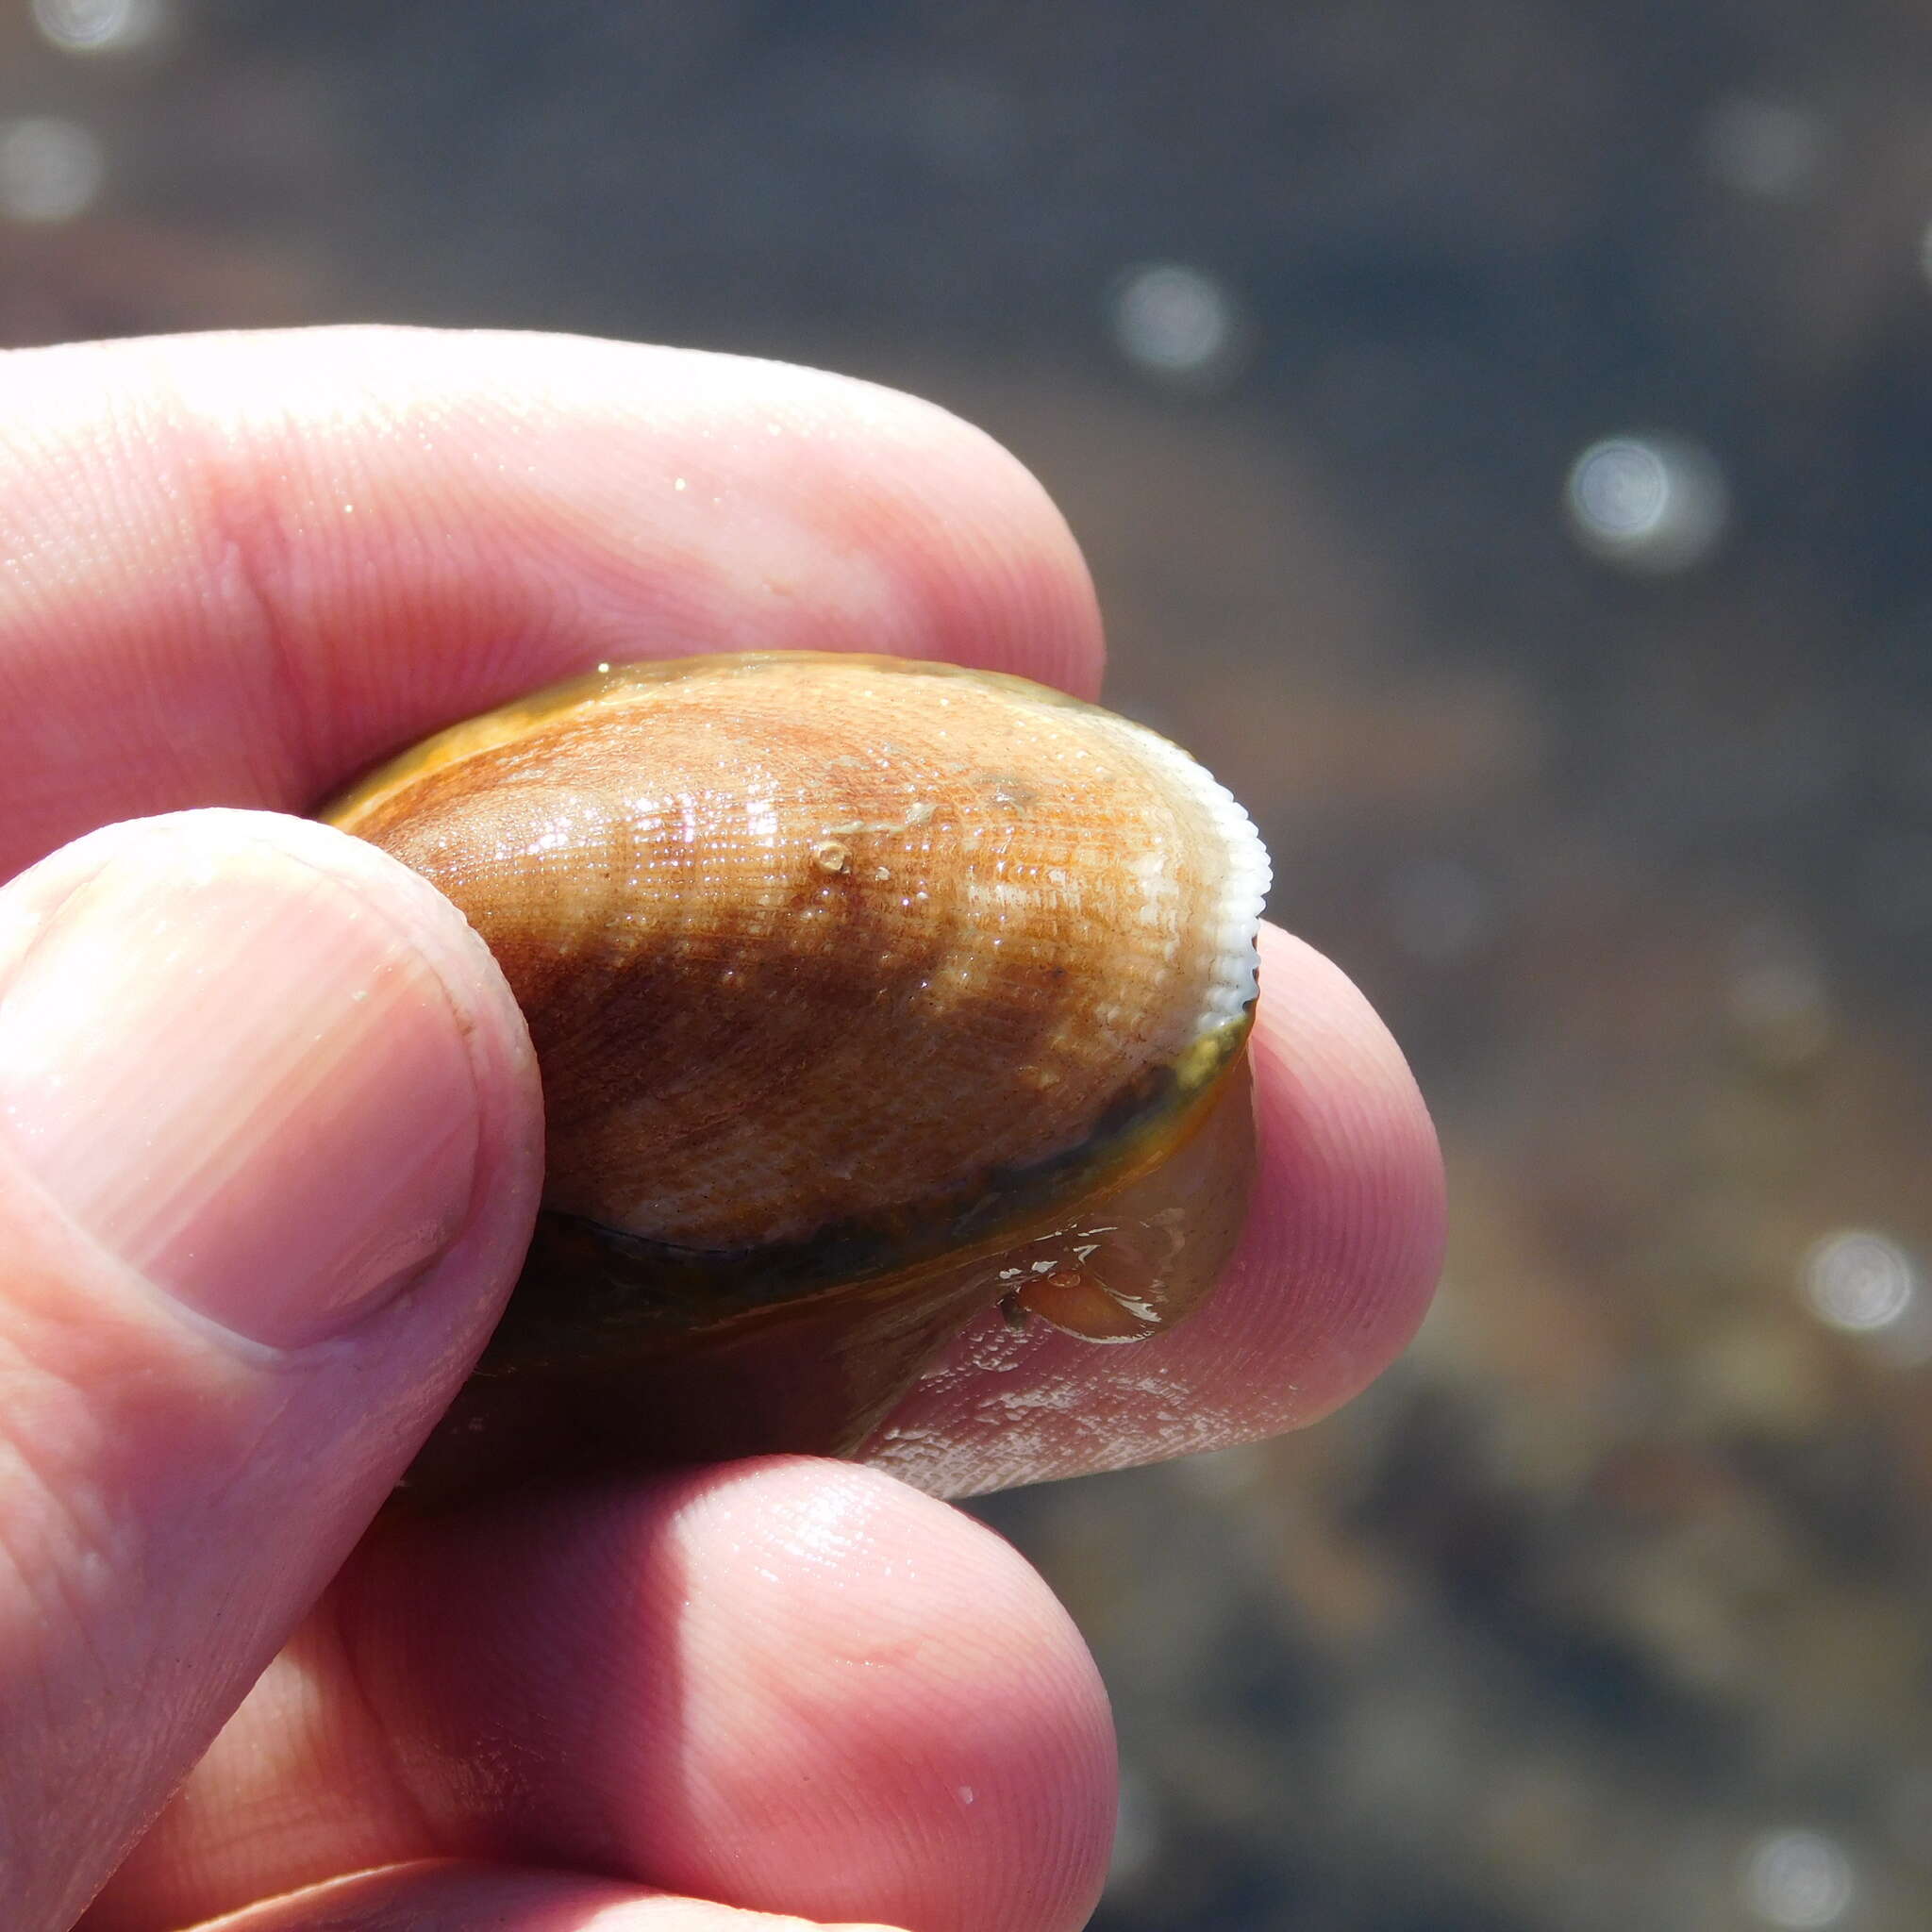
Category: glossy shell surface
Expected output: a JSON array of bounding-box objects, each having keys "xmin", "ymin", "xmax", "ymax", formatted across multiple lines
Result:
[{"xmin": 325, "ymin": 652, "xmax": 1270, "ymax": 1486}]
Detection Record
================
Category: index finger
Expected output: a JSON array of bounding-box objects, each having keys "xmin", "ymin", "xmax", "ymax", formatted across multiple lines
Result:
[{"xmin": 0, "ymin": 325, "xmax": 1103, "ymax": 879}]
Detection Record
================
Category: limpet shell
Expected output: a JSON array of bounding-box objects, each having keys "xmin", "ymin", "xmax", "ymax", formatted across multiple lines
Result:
[{"xmin": 324, "ymin": 652, "xmax": 1270, "ymax": 1495}]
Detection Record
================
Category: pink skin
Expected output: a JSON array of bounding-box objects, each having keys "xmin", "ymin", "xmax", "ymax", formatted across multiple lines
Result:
[{"xmin": 0, "ymin": 329, "xmax": 1444, "ymax": 1931}]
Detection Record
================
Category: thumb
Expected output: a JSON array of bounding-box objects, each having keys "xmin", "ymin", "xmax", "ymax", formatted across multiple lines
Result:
[{"xmin": 0, "ymin": 809, "xmax": 541, "ymax": 1928}]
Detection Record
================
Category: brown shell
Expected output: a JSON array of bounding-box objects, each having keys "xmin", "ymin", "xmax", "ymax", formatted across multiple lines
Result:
[{"xmin": 323, "ymin": 653, "xmax": 1269, "ymax": 1497}]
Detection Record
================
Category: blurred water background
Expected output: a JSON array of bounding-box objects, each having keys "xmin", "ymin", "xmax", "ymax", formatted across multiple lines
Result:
[{"xmin": 7, "ymin": 5, "xmax": 1932, "ymax": 1927}]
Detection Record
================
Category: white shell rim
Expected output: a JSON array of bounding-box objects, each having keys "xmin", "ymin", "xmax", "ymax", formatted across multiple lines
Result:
[{"xmin": 1089, "ymin": 709, "xmax": 1272, "ymax": 1038}]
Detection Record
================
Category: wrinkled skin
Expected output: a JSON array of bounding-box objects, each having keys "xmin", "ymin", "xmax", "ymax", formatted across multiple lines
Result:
[{"xmin": 0, "ymin": 327, "xmax": 1444, "ymax": 1932}]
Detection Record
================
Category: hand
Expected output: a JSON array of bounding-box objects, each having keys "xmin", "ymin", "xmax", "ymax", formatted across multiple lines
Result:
[{"xmin": 0, "ymin": 328, "xmax": 1444, "ymax": 1931}]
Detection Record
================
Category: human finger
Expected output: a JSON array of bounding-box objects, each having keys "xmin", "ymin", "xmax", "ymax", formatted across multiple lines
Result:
[
  {"xmin": 0, "ymin": 325, "xmax": 1102, "ymax": 881},
  {"xmin": 0, "ymin": 809, "xmax": 541, "ymax": 1929},
  {"xmin": 86, "ymin": 1461, "xmax": 1112, "ymax": 1932}
]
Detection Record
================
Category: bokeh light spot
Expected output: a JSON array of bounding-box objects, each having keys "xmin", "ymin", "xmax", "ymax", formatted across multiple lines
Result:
[
  {"xmin": 0, "ymin": 118, "xmax": 106, "ymax": 225},
  {"xmin": 1740, "ymin": 1829, "xmax": 1856, "ymax": 1929},
  {"xmin": 1702, "ymin": 96, "xmax": 1826, "ymax": 200},
  {"xmin": 1564, "ymin": 434, "xmax": 1729, "ymax": 574},
  {"xmin": 1108, "ymin": 262, "xmax": 1249, "ymax": 388},
  {"xmin": 31, "ymin": 0, "xmax": 165, "ymax": 55},
  {"xmin": 1801, "ymin": 1230, "xmax": 1922, "ymax": 1341}
]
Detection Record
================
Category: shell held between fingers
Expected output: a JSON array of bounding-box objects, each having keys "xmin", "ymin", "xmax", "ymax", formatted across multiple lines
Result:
[{"xmin": 321, "ymin": 652, "xmax": 1270, "ymax": 1499}]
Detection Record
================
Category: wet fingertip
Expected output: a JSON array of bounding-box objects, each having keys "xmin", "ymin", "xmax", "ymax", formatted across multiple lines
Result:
[{"xmin": 1237, "ymin": 921, "xmax": 1445, "ymax": 1416}]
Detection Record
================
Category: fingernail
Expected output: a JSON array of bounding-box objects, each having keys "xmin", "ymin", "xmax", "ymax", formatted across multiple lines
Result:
[{"xmin": 0, "ymin": 824, "xmax": 484, "ymax": 1346}]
